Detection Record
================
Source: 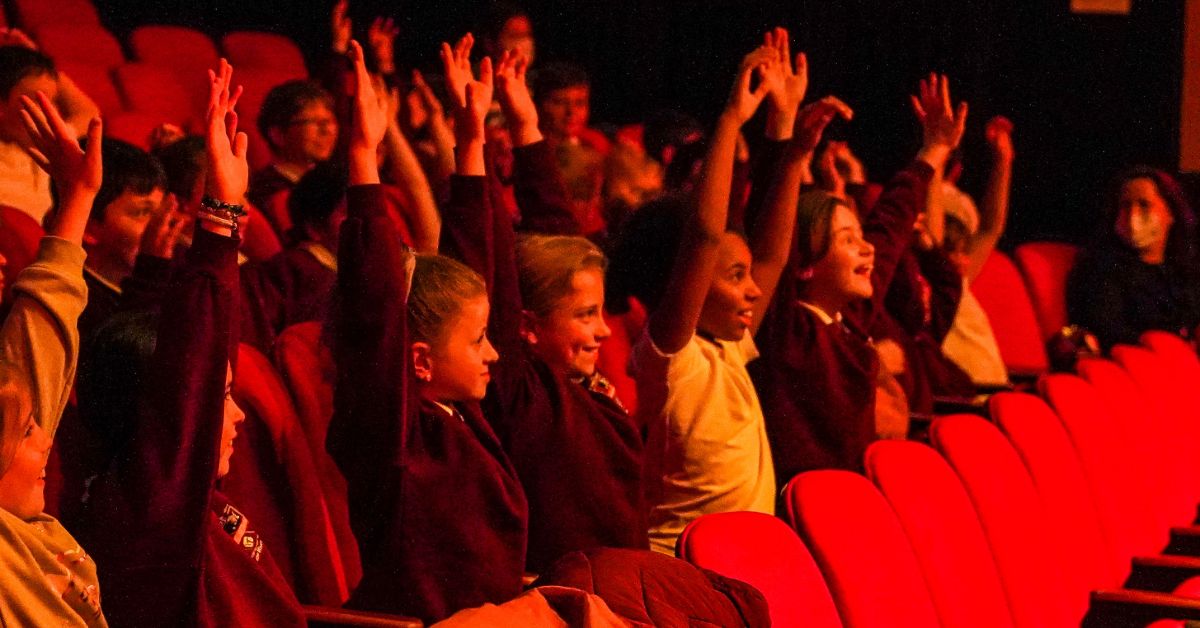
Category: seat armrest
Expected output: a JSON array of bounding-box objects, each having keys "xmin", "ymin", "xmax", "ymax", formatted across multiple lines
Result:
[
  {"xmin": 303, "ymin": 605, "xmax": 423, "ymax": 627},
  {"xmin": 1085, "ymin": 589, "xmax": 1200, "ymax": 626},
  {"xmin": 1126, "ymin": 554, "xmax": 1200, "ymax": 592}
]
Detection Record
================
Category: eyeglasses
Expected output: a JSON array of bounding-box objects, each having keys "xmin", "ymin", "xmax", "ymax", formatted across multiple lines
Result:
[{"xmin": 288, "ymin": 118, "xmax": 338, "ymax": 130}]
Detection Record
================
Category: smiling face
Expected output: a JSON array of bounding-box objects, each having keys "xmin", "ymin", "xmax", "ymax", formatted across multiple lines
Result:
[
  {"xmin": 526, "ymin": 267, "xmax": 611, "ymax": 377},
  {"xmin": 0, "ymin": 390, "xmax": 49, "ymax": 520},
  {"xmin": 806, "ymin": 204, "xmax": 875, "ymax": 314},
  {"xmin": 421, "ymin": 294, "xmax": 500, "ymax": 402},
  {"xmin": 217, "ymin": 363, "xmax": 246, "ymax": 479},
  {"xmin": 1115, "ymin": 177, "xmax": 1174, "ymax": 264},
  {"xmin": 697, "ymin": 233, "xmax": 762, "ymax": 341}
]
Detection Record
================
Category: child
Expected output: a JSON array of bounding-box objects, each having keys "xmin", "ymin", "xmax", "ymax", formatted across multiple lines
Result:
[
  {"xmin": 440, "ymin": 40, "xmax": 647, "ymax": 572},
  {"xmin": 748, "ymin": 74, "xmax": 967, "ymax": 483},
  {"xmin": 327, "ymin": 41, "xmax": 527, "ymax": 623},
  {"xmin": 0, "ymin": 91, "xmax": 105, "ymax": 627},
  {"xmin": 74, "ymin": 61, "xmax": 305, "ymax": 627}
]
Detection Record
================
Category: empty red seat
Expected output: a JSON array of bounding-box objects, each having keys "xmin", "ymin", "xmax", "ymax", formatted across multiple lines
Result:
[
  {"xmin": 677, "ymin": 511, "xmax": 842, "ymax": 628},
  {"xmin": 971, "ymin": 250, "xmax": 1050, "ymax": 375},
  {"xmin": 228, "ymin": 343, "xmax": 358, "ymax": 605},
  {"xmin": 12, "ymin": 0, "xmax": 100, "ymax": 31},
  {"xmin": 1013, "ymin": 241, "xmax": 1079, "ymax": 341},
  {"xmin": 35, "ymin": 24, "xmax": 124, "ymax": 71},
  {"xmin": 130, "ymin": 25, "xmax": 219, "ymax": 76},
  {"xmin": 113, "ymin": 62, "xmax": 201, "ymax": 130},
  {"xmin": 784, "ymin": 470, "xmax": 941, "ymax": 627},
  {"xmin": 929, "ymin": 415, "xmax": 1078, "ymax": 626},
  {"xmin": 103, "ymin": 111, "xmax": 166, "ymax": 150},
  {"xmin": 864, "ymin": 440, "xmax": 1016, "ymax": 628},
  {"xmin": 221, "ymin": 31, "xmax": 307, "ymax": 79},
  {"xmin": 55, "ymin": 62, "xmax": 122, "ymax": 117}
]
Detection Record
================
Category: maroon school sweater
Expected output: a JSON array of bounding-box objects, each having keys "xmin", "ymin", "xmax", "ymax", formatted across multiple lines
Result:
[
  {"xmin": 749, "ymin": 160, "xmax": 933, "ymax": 484},
  {"xmin": 240, "ymin": 245, "xmax": 336, "ymax": 352},
  {"xmin": 78, "ymin": 227, "xmax": 304, "ymax": 627},
  {"xmin": 445, "ymin": 162, "xmax": 649, "ymax": 574},
  {"xmin": 328, "ymin": 184, "xmax": 527, "ymax": 623}
]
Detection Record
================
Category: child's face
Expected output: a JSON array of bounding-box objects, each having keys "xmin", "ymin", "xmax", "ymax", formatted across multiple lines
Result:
[
  {"xmin": 698, "ymin": 233, "xmax": 762, "ymax": 341},
  {"xmin": 1116, "ymin": 177, "xmax": 1174, "ymax": 261},
  {"xmin": 539, "ymin": 86, "xmax": 589, "ymax": 141},
  {"xmin": 0, "ymin": 72, "xmax": 57, "ymax": 144},
  {"xmin": 809, "ymin": 204, "xmax": 875, "ymax": 309},
  {"xmin": 527, "ymin": 267, "xmax": 611, "ymax": 378},
  {"xmin": 426, "ymin": 294, "xmax": 500, "ymax": 402},
  {"xmin": 0, "ymin": 402, "xmax": 50, "ymax": 520},
  {"xmin": 275, "ymin": 102, "xmax": 339, "ymax": 165},
  {"xmin": 86, "ymin": 187, "xmax": 164, "ymax": 275},
  {"xmin": 218, "ymin": 364, "xmax": 246, "ymax": 479}
]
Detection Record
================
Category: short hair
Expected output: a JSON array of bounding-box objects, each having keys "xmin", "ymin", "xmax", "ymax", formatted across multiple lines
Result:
[
  {"xmin": 792, "ymin": 190, "xmax": 848, "ymax": 272},
  {"xmin": 256, "ymin": 80, "xmax": 334, "ymax": 151},
  {"xmin": 288, "ymin": 161, "xmax": 347, "ymax": 238},
  {"xmin": 0, "ymin": 365, "xmax": 33, "ymax": 478},
  {"xmin": 477, "ymin": 1, "xmax": 529, "ymax": 45},
  {"xmin": 152, "ymin": 135, "xmax": 205, "ymax": 201},
  {"xmin": 76, "ymin": 310, "xmax": 159, "ymax": 462},
  {"xmin": 409, "ymin": 254, "xmax": 488, "ymax": 345},
  {"xmin": 604, "ymin": 194, "xmax": 690, "ymax": 314},
  {"xmin": 642, "ymin": 110, "xmax": 704, "ymax": 165},
  {"xmin": 89, "ymin": 139, "xmax": 166, "ymax": 222},
  {"xmin": 516, "ymin": 234, "xmax": 607, "ymax": 318},
  {"xmin": 533, "ymin": 62, "xmax": 589, "ymax": 105},
  {"xmin": 0, "ymin": 46, "xmax": 55, "ymax": 100}
]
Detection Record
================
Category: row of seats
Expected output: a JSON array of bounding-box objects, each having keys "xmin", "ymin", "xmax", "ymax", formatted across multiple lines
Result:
[{"xmin": 679, "ymin": 329, "xmax": 1200, "ymax": 626}]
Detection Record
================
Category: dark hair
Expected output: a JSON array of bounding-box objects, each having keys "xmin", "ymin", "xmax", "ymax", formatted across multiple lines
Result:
[
  {"xmin": 477, "ymin": 1, "xmax": 529, "ymax": 46},
  {"xmin": 256, "ymin": 80, "xmax": 334, "ymax": 150},
  {"xmin": 288, "ymin": 161, "xmax": 347, "ymax": 239},
  {"xmin": 793, "ymin": 190, "xmax": 848, "ymax": 272},
  {"xmin": 76, "ymin": 310, "xmax": 158, "ymax": 460},
  {"xmin": 89, "ymin": 139, "xmax": 166, "ymax": 222},
  {"xmin": 533, "ymin": 62, "xmax": 589, "ymax": 105},
  {"xmin": 1102, "ymin": 165, "xmax": 1198, "ymax": 270},
  {"xmin": 0, "ymin": 46, "xmax": 55, "ymax": 99},
  {"xmin": 604, "ymin": 194, "xmax": 691, "ymax": 314},
  {"xmin": 642, "ymin": 110, "xmax": 704, "ymax": 165},
  {"xmin": 152, "ymin": 136, "xmax": 205, "ymax": 201}
]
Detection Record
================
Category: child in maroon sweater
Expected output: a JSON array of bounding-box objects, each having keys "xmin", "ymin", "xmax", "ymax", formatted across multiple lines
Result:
[
  {"xmin": 327, "ymin": 42, "xmax": 527, "ymax": 623},
  {"xmin": 749, "ymin": 74, "xmax": 968, "ymax": 483},
  {"xmin": 436, "ymin": 39, "xmax": 648, "ymax": 573},
  {"xmin": 75, "ymin": 61, "xmax": 304, "ymax": 627}
]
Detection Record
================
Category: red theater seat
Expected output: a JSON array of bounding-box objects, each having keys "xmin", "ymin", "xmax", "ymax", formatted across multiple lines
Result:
[
  {"xmin": 784, "ymin": 470, "xmax": 941, "ymax": 627},
  {"xmin": 130, "ymin": 25, "xmax": 220, "ymax": 80},
  {"xmin": 103, "ymin": 111, "xmax": 166, "ymax": 150},
  {"xmin": 35, "ymin": 24, "xmax": 124, "ymax": 71},
  {"xmin": 12, "ymin": 0, "xmax": 100, "ymax": 31},
  {"xmin": 56, "ymin": 62, "xmax": 122, "ymax": 117},
  {"xmin": 221, "ymin": 31, "xmax": 307, "ymax": 78},
  {"xmin": 677, "ymin": 511, "xmax": 842, "ymax": 628},
  {"xmin": 971, "ymin": 250, "xmax": 1049, "ymax": 375},
  {"xmin": 864, "ymin": 440, "xmax": 1016, "ymax": 628},
  {"xmin": 114, "ymin": 63, "xmax": 201, "ymax": 130},
  {"xmin": 1013, "ymin": 241, "xmax": 1078, "ymax": 341}
]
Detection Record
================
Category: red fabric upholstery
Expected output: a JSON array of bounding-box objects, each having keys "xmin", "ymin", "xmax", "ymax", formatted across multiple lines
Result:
[
  {"xmin": 103, "ymin": 111, "xmax": 165, "ymax": 150},
  {"xmin": 1013, "ymin": 241, "xmax": 1079, "ymax": 341},
  {"xmin": 114, "ymin": 63, "xmax": 200, "ymax": 130},
  {"xmin": 677, "ymin": 511, "xmax": 842, "ymax": 628},
  {"xmin": 235, "ymin": 66, "xmax": 302, "ymax": 172},
  {"xmin": 12, "ymin": 0, "xmax": 100, "ymax": 30},
  {"xmin": 221, "ymin": 31, "xmax": 307, "ymax": 78},
  {"xmin": 864, "ymin": 440, "xmax": 1016, "ymax": 628},
  {"xmin": 595, "ymin": 300, "xmax": 647, "ymax": 415},
  {"xmin": 56, "ymin": 62, "xmax": 122, "ymax": 116},
  {"xmin": 1040, "ymin": 373, "xmax": 1167, "ymax": 566},
  {"xmin": 130, "ymin": 25, "xmax": 220, "ymax": 80},
  {"xmin": 988, "ymin": 392, "xmax": 1120, "ymax": 596},
  {"xmin": 0, "ymin": 206, "xmax": 43, "ymax": 303},
  {"xmin": 929, "ymin": 415, "xmax": 1078, "ymax": 626},
  {"xmin": 971, "ymin": 250, "xmax": 1049, "ymax": 374},
  {"xmin": 228, "ymin": 343, "xmax": 357, "ymax": 606},
  {"xmin": 35, "ymin": 24, "xmax": 124, "ymax": 71},
  {"xmin": 784, "ymin": 470, "xmax": 940, "ymax": 628}
]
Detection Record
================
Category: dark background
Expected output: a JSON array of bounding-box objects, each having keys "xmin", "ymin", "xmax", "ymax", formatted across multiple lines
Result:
[{"xmin": 96, "ymin": 0, "xmax": 1186, "ymax": 246}]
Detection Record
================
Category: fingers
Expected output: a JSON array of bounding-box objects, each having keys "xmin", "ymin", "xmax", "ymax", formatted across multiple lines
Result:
[
  {"xmin": 25, "ymin": 146, "xmax": 48, "ymax": 171},
  {"xmin": 795, "ymin": 52, "xmax": 807, "ymax": 81},
  {"xmin": 909, "ymin": 94, "xmax": 926, "ymax": 121},
  {"xmin": 817, "ymin": 95, "xmax": 853, "ymax": 120},
  {"xmin": 233, "ymin": 131, "xmax": 249, "ymax": 159},
  {"xmin": 479, "ymin": 56, "xmax": 493, "ymax": 89},
  {"xmin": 84, "ymin": 117, "xmax": 102, "ymax": 168}
]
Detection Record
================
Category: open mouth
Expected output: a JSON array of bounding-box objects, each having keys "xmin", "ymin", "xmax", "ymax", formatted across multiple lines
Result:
[
  {"xmin": 853, "ymin": 264, "xmax": 873, "ymax": 277},
  {"xmin": 737, "ymin": 309, "xmax": 754, "ymax": 326}
]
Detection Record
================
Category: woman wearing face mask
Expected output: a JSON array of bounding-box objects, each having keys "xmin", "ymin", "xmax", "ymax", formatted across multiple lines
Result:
[{"xmin": 1068, "ymin": 166, "xmax": 1200, "ymax": 350}]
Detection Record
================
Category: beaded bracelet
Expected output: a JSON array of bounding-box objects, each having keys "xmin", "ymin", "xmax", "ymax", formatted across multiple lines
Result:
[{"xmin": 199, "ymin": 196, "xmax": 246, "ymax": 234}]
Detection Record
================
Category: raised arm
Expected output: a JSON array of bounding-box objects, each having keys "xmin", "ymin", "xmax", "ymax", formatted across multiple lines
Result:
[
  {"xmin": 648, "ymin": 49, "xmax": 771, "ymax": 353},
  {"xmin": 742, "ymin": 28, "xmax": 806, "ymax": 234},
  {"xmin": 0, "ymin": 92, "xmax": 100, "ymax": 434},
  {"xmin": 965, "ymin": 115, "xmax": 1014, "ymax": 281},
  {"xmin": 495, "ymin": 49, "xmax": 579, "ymax": 235},
  {"xmin": 748, "ymin": 96, "xmax": 852, "ymax": 335},
  {"xmin": 380, "ymin": 79, "xmax": 441, "ymax": 251}
]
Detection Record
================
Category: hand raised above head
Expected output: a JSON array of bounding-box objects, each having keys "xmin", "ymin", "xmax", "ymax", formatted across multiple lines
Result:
[
  {"xmin": 440, "ymin": 33, "xmax": 476, "ymax": 107},
  {"xmin": 20, "ymin": 92, "xmax": 102, "ymax": 197},
  {"xmin": 495, "ymin": 49, "xmax": 540, "ymax": 145},
  {"xmin": 792, "ymin": 95, "xmax": 853, "ymax": 154},
  {"xmin": 367, "ymin": 16, "xmax": 399, "ymax": 73},
  {"xmin": 910, "ymin": 73, "xmax": 968, "ymax": 152},
  {"xmin": 760, "ymin": 27, "xmax": 808, "ymax": 117},
  {"xmin": 204, "ymin": 59, "xmax": 248, "ymax": 204},
  {"xmin": 724, "ymin": 47, "xmax": 773, "ymax": 125},
  {"xmin": 331, "ymin": 0, "xmax": 352, "ymax": 54},
  {"xmin": 985, "ymin": 115, "xmax": 1015, "ymax": 162}
]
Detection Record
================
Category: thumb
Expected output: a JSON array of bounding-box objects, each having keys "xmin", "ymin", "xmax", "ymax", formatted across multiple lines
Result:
[
  {"xmin": 85, "ymin": 117, "xmax": 102, "ymax": 167},
  {"xmin": 233, "ymin": 131, "xmax": 249, "ymax": 159}
]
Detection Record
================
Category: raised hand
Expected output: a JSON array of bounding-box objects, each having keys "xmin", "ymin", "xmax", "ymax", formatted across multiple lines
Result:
[
  {"xmin": 348, "ymin": 40, "xmax": 387, "ymax": 185},
  {"xmin": 724, "ymin": 48, "xmax": 772, "ymax": 125},
  {"xmin": 792, "ymin": 95, "xmax": 853, "ymax": 154},
  {"xmin": 760, "ymin": 27, "xmax": 808, "ymax": 139},
  {"xmin": 816, "ymin": 142, "xmax": 846, "ymax": 200},
  {"xmin": 439, "ymin": 33, "xmax": 476, "ymax": 107},
  {"xmin": 440, "ymin": 35, "xmax": 493, "ymax": 145},
  {"xmin": 985, "ymin": 115, "xmax": 1014, "ymax": 163},
  {"xmin": 20, "ymin": 91, "xmax": 101, "ymax": 243},
  {"xmin": 830, "ymin": 140, "xmax": 867, "ymax": 184},
  {"xmin": 331, "ymin": 0, "xmax": 352, "ymax": 54},
  {"xmin": 494, "ymin": 48, "xmax": 540, "ymax": 146},
  {"xmin": 367, "ymin": 16, "xmax": 399, "ymax": 75},
  {"xmin": 204, "ymin": 59, "xmax": 248, "ymax": 204},
  {"xmin": 910, "ymin": 73, "xmax": 968, "ymax": 153}
]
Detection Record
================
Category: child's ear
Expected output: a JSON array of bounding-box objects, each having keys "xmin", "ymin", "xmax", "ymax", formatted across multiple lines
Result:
[
  {"xmin": 519, "ymin": 310, "xmax": 541, "ymax": 345},
  {"xmin": 411, "ymin": 342, "xmax": 434, "ymax": 383}
]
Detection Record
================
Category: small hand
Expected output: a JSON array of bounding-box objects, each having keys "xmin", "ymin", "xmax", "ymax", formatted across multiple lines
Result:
[
  {"xmin": 331, "ymin": 0, "xmax": 352, "ymax": 54},
  {"xmin": 725, "ymin": 47, "xmax": 772, "ymax": 125},
  {"xmin": 349, "ymin": 40, "xmax": 389, "ymax": 152},
  {"xmin": 21, "ymin": 91, "xmax": 102, "ymax": 198},
  {"xmin": 829, "ymin": 140, "xmax": 866, "ymax": 184},
  {"xmin": 367, "ymin": 16, "xmax": 399, "ymax": 74},
  {"xmin": 439, "ymin": 33, "xmax": 476, "ymax": 107},
  {"xmin": 440, "ymin": 35, "xmax": 493, "ymax": 143},
  {"xmin": 792, "ymin": 95, "xmax": 853, "ymax": 153},
  {"xmin": 910, "ymin": 73, "xmax": 968, "ymax": 151},
  {"xmin": 761, "ymin": 27, "xmax": 808, "ymax": 117},
  {"xmin": 495, "ymin": 49, "xmax": 540, "ymax": 144},
  {"xmin": 985, "ymin": 115, "xmax": 1014, "ymax": 162},
  {"xmin": 816, "ymin": 141, "xmax": 846, "ymax": 200},
  {"xmin": 138, "ymin": 194, "xmax": 190, "ymax": 260},
  {"xmin": 204, "ymin": 59, "xmax": 249, "ymax": 203}
]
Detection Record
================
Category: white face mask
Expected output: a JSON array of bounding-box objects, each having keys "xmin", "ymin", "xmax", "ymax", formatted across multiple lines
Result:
[{"xmin": 1127, "ymin": 209, "xmax": 1166, "ymax": 252}]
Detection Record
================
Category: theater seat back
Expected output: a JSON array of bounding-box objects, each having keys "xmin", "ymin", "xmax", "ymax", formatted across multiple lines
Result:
[
  {"xmin": 221, "ymin": 31, "xmax": 308, "ymax": 78},
  {"xmin": 1013, "ymin": 241, "xmax": 1078, "ymax": 341},
  {"xmin": 677, "ymin": 511, "xmax": 841, "ymax": 628},
  {"xmin": 864, "ymin": 440, "xmax": 1015, "ymax": 628},
  {"xmin": 0, "ymin": 206, "xmax": 44, "ymax": 303},
  {"xmin": 784, "ymin": 470, "xmax": 940, "ymax": 628},
  {"xmin": 971, "ymin": 250, "xmax": 1049, "ymax": 375},
  {"xmin": 930, "ymin": 415, "xmax": 1077, "ymax": 627}
]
